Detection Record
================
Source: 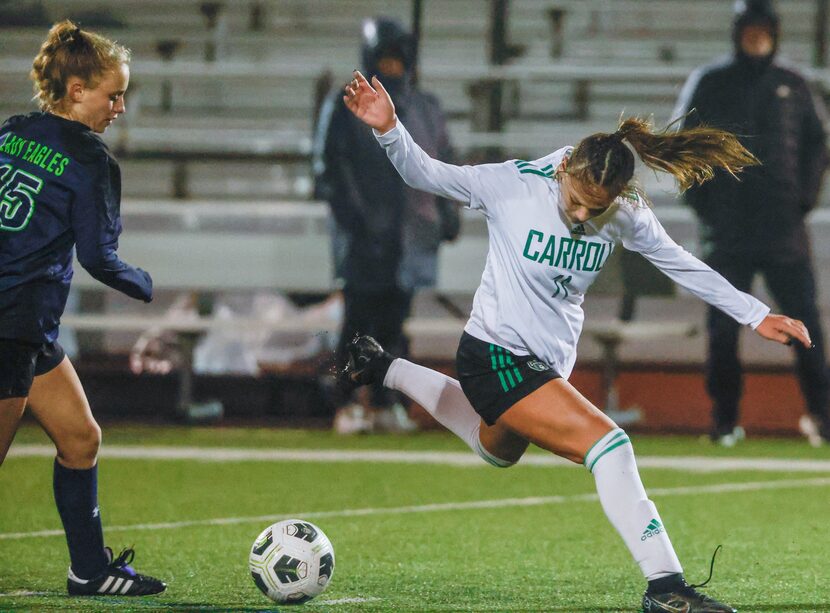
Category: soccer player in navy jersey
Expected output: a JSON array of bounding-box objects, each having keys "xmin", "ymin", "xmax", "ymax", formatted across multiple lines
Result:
[{"xmin": 0, "ymin": 21, "xmax": 165, "ymax": 596}]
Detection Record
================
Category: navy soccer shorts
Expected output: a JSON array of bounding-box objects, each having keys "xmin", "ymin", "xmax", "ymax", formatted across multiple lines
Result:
[
  {"xmin": 455, "ymin": 331, "xmax": 561, "ymax": 426},
  {"xmin": 0, "ymin": 338, "xmax": 65, "ymax": 399}
]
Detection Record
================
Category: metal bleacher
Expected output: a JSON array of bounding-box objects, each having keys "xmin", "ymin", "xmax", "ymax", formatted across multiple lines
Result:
[{"xmin": 2, "ymin": 1, "xmax": 825, "ymax": 202}]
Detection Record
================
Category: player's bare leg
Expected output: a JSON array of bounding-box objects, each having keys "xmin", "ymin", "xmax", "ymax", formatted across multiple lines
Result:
[
  {"xmin": 342, "ymin": 334, "xmax": 734, "ymax": 611},
  {"xmin": 27, "ymin": 357, "xmax": 165, "ymax": 596},
  {"xmin": 496, "ymin": 378, "xmax": 614, "ymax": 462},
  {"xmin": 28, "ymin": 357, "xmax": 99, "ymax": 469},
  {"xmin": 498, "ymin": 379, "xmax": 735, "ymax": 613},
  {"xmin": 0, "ymin": 396, "xmax": 27, "ymax": 466}
]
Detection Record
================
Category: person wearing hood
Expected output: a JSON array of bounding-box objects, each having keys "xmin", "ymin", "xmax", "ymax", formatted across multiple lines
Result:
[
  {"xmin": 337, "ymin": 68, "xmax": 812, "ymax": 612},
  {"xmin": 673, "ymin": 0, "xmax": 830, "ymax": 447},
  {"xmin": 313, "ymin": 16, "xmax": 459, "ymax": 434}
]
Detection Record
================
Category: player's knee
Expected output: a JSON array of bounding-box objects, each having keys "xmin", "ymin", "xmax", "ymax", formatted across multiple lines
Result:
[
  {"xmin": 58, "ymin": 421, "xmax": 101, "ymax": 467},
  {"xmin": 80, "ymin": 421, "xmax": 102, "ymax": 459}
]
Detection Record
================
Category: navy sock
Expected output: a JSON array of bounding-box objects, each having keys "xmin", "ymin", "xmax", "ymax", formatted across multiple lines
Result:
[{"xmin": 53, "ymin": 459, "xmax": 108, "ymax": 579}]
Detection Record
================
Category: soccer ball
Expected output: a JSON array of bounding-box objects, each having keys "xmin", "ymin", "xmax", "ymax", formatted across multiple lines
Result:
[{"xmin": 249, "ymin": 519, "xmax": 335, "ymax": 604}]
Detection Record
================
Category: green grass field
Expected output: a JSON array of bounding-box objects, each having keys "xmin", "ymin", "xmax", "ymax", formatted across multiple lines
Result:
[{"xmin": 2, "ymin": 423, "xmax": 830, "ymax": 612}]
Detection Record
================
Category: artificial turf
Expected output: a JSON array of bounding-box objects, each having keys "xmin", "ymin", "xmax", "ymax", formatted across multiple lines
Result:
[{"xmin": 1, "ymin": 424, "xmax": 829, "ymax": 612}]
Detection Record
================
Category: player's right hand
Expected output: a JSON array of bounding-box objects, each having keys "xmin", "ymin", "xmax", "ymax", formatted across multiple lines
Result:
[{"xmin": 343, "ymin": 70, "xmax": 397, "ymax": 134}]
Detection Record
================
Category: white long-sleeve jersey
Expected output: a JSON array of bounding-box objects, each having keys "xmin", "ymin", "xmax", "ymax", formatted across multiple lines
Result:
[{"xmin": 375, "ymin": 122, "xmax": 770, "ymax": 379}]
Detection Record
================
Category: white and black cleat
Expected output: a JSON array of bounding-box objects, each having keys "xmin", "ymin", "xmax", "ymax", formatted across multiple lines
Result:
[{"xmin": 67, "ymin": 547, "xmax": 166, "ymax": 596}]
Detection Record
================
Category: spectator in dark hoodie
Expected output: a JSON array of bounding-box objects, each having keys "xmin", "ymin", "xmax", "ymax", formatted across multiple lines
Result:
[
  {"xmin": 313, "ymin": 16, "xmax": 459, "ymax": 434},
  {"xmin": 673, "ymin": 0, "xmax": 830, "ymax": 446}
]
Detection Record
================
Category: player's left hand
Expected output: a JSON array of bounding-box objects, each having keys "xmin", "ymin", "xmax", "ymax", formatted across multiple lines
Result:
[{"xmin": 754, "ymin": 313, "xmax": 813, "ymax": 348}]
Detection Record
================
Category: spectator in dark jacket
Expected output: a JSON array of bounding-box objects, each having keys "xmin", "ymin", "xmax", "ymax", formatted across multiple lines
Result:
[
  {"xmin": 313, "ymin": 16, "xmax": 459, "ymax": 433},
  {"xmin": 673, "ymin": 0, "xmax": 830, "ymax": 446}
]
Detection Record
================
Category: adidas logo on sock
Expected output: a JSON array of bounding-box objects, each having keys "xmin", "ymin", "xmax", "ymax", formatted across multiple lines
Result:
[{"xmin": 641, "ymin": 518, "xmax": 664, "ymax": 541}]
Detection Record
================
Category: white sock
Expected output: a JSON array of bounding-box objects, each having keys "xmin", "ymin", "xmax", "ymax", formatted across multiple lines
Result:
[
  {"xmin": 384, "ymin": 358, "xmax": 513, "ymax": 467},
  {"xmin": 586, "ymin": 428, "xmax": 683, "ymax": 580}
]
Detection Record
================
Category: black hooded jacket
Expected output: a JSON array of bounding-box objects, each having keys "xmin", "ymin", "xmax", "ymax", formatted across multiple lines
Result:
[
  {"xmin": 312, "ymin": 17, "xmax": 458, "ymax": 291},
  {"xmin": 673, "ymin": 0, "xmax": 827, "ymax": 257}
]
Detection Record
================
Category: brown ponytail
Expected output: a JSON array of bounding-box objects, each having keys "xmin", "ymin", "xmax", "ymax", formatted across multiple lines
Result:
[
  {"xmin": 565, "ymin": 116, "xmax": 760, "ymax": 200},
  {"xmin": 30, "ymin": 20, "xmax": 131, "ymax": 111}
]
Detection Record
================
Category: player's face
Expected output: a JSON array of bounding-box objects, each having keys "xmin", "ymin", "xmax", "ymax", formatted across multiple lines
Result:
[
  {"xmin": 740, "ymin": 24, "xmax": 774, "ymax": 58},
  {"xmin": 559, "ymin": 173, "xmax": 614, "ymax": 223},
  {"xmin": 75, "ymin": 63, "xmax": 129, "ymax": 133}
]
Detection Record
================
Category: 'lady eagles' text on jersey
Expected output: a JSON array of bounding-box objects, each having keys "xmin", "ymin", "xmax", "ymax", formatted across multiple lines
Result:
[
  {"xmin": 0, "ymin": 112, "xmax": 152, "ymax": 344},
  {"xmin": 376, "ymin": 122, "xmax": 770, "ymax": 379}
]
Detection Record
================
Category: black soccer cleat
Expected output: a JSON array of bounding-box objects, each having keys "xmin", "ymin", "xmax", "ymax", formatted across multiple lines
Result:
[
  {"xmin": 67, "ymin": 547, "xmax": 166, "ymax": 596},
  {"xmin": 340, "ymin": 335, "xmax": 395, "ymax": 389},
  {"xmin": 643, "ymin": 546, "xmax": 735, "ymax": 613},
  {"xmin": 642, "ymin": 581, "xmax": 736, "ymax": 612}
]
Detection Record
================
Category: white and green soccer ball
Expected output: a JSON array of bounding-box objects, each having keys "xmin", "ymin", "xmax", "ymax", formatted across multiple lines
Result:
[{"xmin": 249, "ymin": 519, "xmax": 335, "ymax": 604}]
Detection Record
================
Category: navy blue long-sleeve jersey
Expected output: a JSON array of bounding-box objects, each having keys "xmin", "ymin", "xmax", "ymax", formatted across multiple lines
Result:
[{"xmin": 0, "ymin": 112, "xmax": 152, "ymax": 344}]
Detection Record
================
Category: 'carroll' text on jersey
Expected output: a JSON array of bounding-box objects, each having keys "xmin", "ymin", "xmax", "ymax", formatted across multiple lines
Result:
[{"xmin": 522, "ymin": 229, "xmax": 613, "ymax": 272}]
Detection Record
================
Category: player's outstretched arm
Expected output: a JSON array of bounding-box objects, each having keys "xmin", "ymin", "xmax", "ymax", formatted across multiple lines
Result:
[
  {"xmin": 755, "ymin": 314, "xmax": 813, "ymax": 348},
  {"xmin": 343, "ymin": 70, "xmax": 397, "ymax": 134},
  {"xmin": 344, "ymin": 69, "xmax": 478, "ymax": 204}
]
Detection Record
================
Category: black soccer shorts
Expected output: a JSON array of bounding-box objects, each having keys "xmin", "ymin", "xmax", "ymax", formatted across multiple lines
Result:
[
  {"xmin": 455, "ymin": 331, "xmax": 561, "ymax": 425},
  {"xmin": 0, "ymin": 338, "xmax": 65, "ymax": 399}
]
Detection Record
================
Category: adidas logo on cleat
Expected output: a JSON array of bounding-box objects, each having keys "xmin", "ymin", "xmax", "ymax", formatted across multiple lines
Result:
[{"xmin": 641, "ymin": 518, "xmax": 664, "ymax": 541}]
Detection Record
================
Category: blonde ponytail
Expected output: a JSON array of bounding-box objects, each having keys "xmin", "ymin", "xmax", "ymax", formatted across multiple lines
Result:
[
  {"xmin": 30, "ymin": 20, "xmax": 130, "ymax": 111},
  {"xmin": 566, "ymin": 116, "xmax": 760, "ymax": 200},
  {"xmin": 616, "ymin": 117, "xmax": 759, "ymax": 192}
]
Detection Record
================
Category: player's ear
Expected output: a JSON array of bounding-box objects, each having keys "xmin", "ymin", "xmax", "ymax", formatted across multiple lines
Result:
[{"xmin": 65, "ymin": 77, "xmax": 85, "ymax": 103}]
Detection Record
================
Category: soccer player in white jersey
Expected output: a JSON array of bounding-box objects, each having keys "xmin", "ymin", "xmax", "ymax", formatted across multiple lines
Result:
[{"xmin": 339, "ymin": 71, "xmax": 811, "ymax": 613}]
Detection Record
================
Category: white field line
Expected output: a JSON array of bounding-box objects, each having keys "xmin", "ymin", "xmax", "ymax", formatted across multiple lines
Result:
[
  {"xmin": 8, "ymin": 444, "xmax": 830, "ymax": 473},
  {"xmin": 317, "ymin": 597, "xmax": 382, "ymax": 605},
  {"xmin": 0, "ymin": 590, "xmax": 380, "ymax": 604},
  {"xmin": 2, "ymin": 477, "xmax": 829, "ymax": 541}
]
